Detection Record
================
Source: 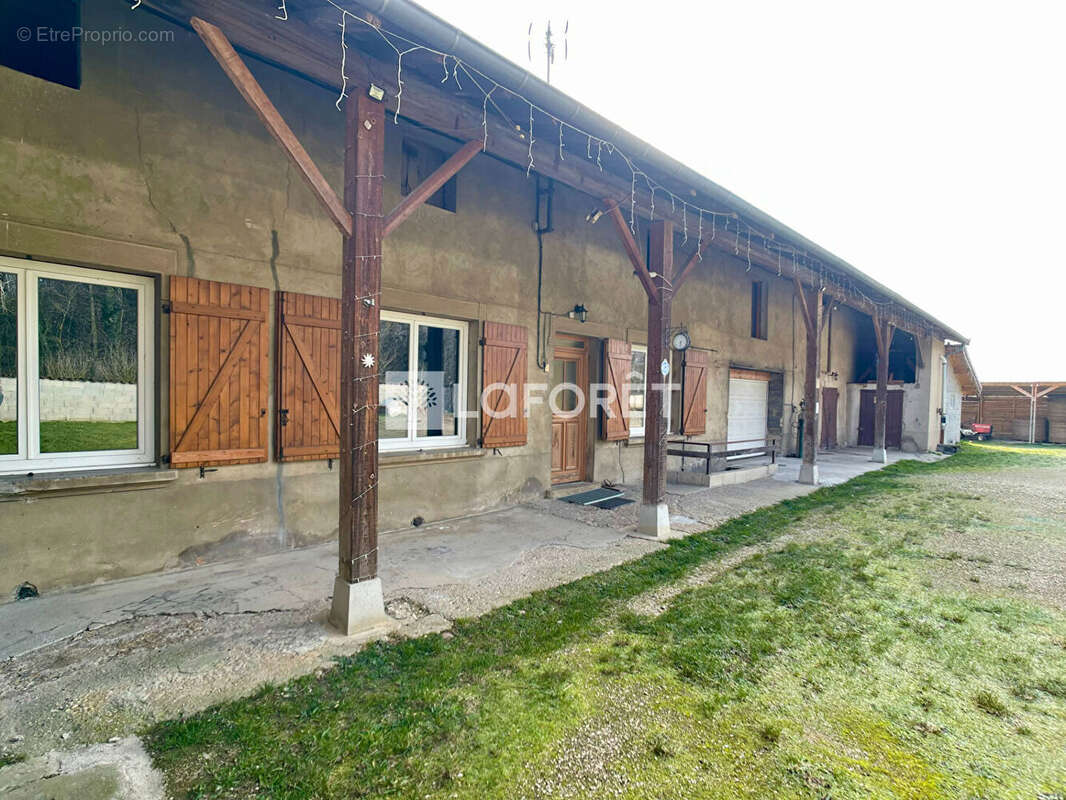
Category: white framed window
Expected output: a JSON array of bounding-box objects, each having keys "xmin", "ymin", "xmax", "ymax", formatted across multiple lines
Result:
[
  {"xmin": 378, "ymin": 310, "xmax": 467, "ymax": 451},
  {"xmin": 0, "ymin": 256, "xmax": 155, "ymax": 474},
  {"xmin": 628, "ymin": 344, "xmax": 672, "ymax": 439}
]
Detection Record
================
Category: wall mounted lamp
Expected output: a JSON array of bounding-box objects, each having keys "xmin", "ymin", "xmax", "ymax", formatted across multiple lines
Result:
[{"xmin": 567, "ymin": 304, "xmax": 589, "ymax": 323}]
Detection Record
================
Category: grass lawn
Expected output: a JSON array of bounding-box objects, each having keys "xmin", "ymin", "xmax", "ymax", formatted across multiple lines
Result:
[
  {"xmin": 147, "ymin": 443, "xmax": 1066, "ymax": 799},
  {"xmin": 0, "ymin": 420, "xmax": 137, "ymax": 454}
]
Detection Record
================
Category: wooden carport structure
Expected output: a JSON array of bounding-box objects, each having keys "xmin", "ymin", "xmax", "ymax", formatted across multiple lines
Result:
[
  {"xmin": 971, "ymin": 382, "xmax": 1066, "ymax": 444},
  {"xmin": 138, "ymin": 0, "xmax": 965, "ymax": 633}
]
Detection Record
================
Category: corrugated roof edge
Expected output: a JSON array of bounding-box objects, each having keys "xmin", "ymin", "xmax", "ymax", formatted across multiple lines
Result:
[{"xmin": 366, "ymin": 0, "xmax": 967, "ymax": 344}]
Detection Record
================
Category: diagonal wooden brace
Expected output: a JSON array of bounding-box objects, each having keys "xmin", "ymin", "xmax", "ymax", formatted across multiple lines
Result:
[
  {"xmin": 672, "ymin": 235, "xmax": 716, "ymax": 293},
  {"xmin": 191, "ymin": 16, "xmax": 353, "ymax": 238},
  {"xmin": 604, "ymin": 201, "xmax": 657, "ymax": 300},
  {"xmin": 382, "ymin": 139, "xmax": 482, "ymax": 237}
]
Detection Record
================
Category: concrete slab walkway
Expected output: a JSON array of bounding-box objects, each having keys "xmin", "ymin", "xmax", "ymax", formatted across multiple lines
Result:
[
  {"xmin": 0, "ymin": 447, "xmax": 937, "ymax": 797},
  {"xmin": 0, "ymin": 506, "xmax": 638, "ymax": 661}
]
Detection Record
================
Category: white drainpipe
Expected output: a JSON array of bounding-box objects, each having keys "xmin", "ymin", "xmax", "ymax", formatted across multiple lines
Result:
[{"xmin": 941, "ymin": 356, "xmax": 948, "ymax": 445}]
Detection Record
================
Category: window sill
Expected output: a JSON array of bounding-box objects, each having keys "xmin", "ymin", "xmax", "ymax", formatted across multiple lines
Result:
[
  {"xmin": 380, "ymin": 446, "xmax": 485, "ymax": 468},
  {"xmin": 0, "ymin": 466, "xmax": 178, "ymax": 500}
]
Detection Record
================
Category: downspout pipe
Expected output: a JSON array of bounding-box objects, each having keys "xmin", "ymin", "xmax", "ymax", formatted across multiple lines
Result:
[{"xmin": 940, "ymin": 355, "xmax": 948, "ymax": 447}]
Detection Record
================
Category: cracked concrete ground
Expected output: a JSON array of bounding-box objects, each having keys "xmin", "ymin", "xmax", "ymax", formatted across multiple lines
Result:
[{"xmin": 0, "ymin": 450, "xmax": 933, "ymax": 797}]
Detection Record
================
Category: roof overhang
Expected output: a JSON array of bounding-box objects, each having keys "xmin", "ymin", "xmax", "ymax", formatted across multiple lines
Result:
[
  {"xmin": 138, "ymin": 0, "xmax": 967, "ymax": 343},
  {"xmin": 945, "ymin": 345, "xmax": 980, "ymax": 396}
]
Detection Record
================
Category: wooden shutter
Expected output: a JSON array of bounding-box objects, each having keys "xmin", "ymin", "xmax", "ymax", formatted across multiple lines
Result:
[
  {"xmin": 680, "ymin": 349, "xmax": 708, "ymax": 435},
  {"xmin": 601, "ymin": 338, "xmax": 632, "ymax": 441},
  {"xmin": 481, "ymin": 321, "xmax": 527, "ymax": 448},
  {"xmin": 169, "ymin": 276, "xmax": 269, "ymax": 467},
  {"xmin": 275, "ymin": 291, "xmax": 341, "ymax": 461}
]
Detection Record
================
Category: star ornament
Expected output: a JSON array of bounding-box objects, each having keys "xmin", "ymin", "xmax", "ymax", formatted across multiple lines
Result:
[{"xmin": 361, "ymin": 353, "xmax": 375, "ymax": 369}]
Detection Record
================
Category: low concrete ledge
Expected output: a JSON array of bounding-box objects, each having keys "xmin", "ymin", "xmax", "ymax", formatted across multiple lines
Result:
[
  {"xmin": 380, "ymin": 447, "xmax": 486, "ymax": 469},
  {"xmin": 0, "ymin": 467, "xmax": 178, "ymax": 500},
  {"xmin": 668, "ymin": 462, "xmax": 777, "ymax": 488}
]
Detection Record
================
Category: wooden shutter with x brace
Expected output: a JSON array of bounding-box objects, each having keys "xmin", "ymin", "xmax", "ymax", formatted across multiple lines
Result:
[
  {"xmin": 481, "ymin": 321, "xmax": 527, "ymax": 448},
  {"xmin": 275, "ymin": 291, "xmax": 341, "ymax": 461},
  {"xmin": 680, "ymin": 349, "xmax": 708, "ymax": 435},
  {"xmin": 169, "ymin": 276, "xmax": 269, "ymax": 467},
  {"xmin": 601, "ymin": 338, "xmax": 632, "ymax": 441}
]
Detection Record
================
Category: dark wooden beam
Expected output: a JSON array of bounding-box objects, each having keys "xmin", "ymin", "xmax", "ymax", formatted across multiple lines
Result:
[
  {"xmin": 382, "ymin": 139, "xmax": 482, "ymax": 238},
  {"xmin": 795, "ymin": 281, "xmax": 823, "ymax": 482},
  {"xmin": 793, "ymin": 276, "xmax": 815, "ymax": 334},
  {"xmin": 337, "ymin": 91, "xmax": 384, "ymax": 585},
  {"xmin": 190, "ymin": 16, "xmax": 353, "ymax": 238},
  {"xmin": 672, "ymin": 235, "xmax": 715, "ymax": 293},
  {"xmin": 872, "ymin": 314, "xmax": 895, "ymax": 459},
  {"xmin": 605, "ymin": 201, "xmax": 657, "ymax": 300},
  {"xmin": 642, "ymin": 220, "xmax": 674, "ymax": 516}
]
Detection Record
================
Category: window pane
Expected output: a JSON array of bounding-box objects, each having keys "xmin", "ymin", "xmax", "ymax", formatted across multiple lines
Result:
[
  {"xmin": 551, "ymin": 358, "xmax": 579, "ymax": 413},
  {"xmin": 379, "ymin": 320, "xmax": 410, "ymax": 439},
  {"xmin": 629, "ymin": 349, "xmax": 646, "ymax": 431},
  {"xmin": 37, "ymin": 277, "xmax": 138, "ymax": 453},
  {"xmin": 0, "ymin": 273, "xmax": 17, "ymax": 454},
  {"xmin": 416, "ymin": 324, "xmax": 460, "ymax": 438}
]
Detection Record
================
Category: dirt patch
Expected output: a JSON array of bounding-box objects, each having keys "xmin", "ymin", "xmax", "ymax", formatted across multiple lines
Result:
[
  {"xmin": 921, "ymin": 467, "xmax": 1066, "ymax": 609},
  {"xmin": 519, "ymin": 684, "xmax": 656, "ymax": 800}
]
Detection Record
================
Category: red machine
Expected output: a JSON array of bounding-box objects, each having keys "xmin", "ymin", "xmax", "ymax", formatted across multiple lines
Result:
[{"xmin": 962, "ymin": 423, "xmax": 993, "ymax": 441}]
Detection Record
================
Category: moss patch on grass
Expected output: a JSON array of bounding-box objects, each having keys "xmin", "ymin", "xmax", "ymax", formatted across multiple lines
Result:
[{"xmin": 146, "ymin": 443, "xmax": 1066, "ymax": 799}]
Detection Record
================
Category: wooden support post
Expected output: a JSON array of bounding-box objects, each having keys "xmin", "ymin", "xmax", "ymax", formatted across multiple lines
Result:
[
  {"xmin": 794, "ymin": 279, "xmax": 823, "ymax": 484},
  {"xmin": 640, "ymin": 220, "xmax": 674, "ymax": 537},
  {"xmin": 871, "ymin": 314, "xmax": 895, "ymax": 463},
  {"xmin": 1031, "ymin": 384, "xmax": 1037, "ymax": 443},
  {"xmin": 330, "ymin": 91, "xmax": 389, "ymax": 636}
]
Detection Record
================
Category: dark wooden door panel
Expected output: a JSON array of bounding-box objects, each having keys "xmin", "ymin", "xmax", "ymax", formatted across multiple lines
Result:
[{"xmin": 821, "ymin": 387, "xmax": 839, "ymax": 449}]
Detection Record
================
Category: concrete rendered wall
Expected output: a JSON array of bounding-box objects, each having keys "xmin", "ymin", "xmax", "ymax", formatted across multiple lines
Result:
[{"xmin": 0, "ymin": 3, "xmax": 851, "ymax": 596}]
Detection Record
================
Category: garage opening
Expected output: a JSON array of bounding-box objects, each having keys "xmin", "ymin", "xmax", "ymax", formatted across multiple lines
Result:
[{"xmin": 727, "ymin": 368, "xmax": 770, "ymax": 456}]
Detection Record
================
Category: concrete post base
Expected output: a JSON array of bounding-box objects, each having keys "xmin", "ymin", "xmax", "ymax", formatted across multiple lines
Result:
[
  {"xmin": 798, "ymin": 462, "xmax": 819, "ymax": 485},
  {"xmin": 328, "ymin": 576, "xmax": 390, "ymax": 636},
  {"xmin": 638, "ymin": 502, "xmax": 673, "ymax": 540},
  {"xmin": 870, "ymin": 447, "xmax": 888, "ymax": 464}
]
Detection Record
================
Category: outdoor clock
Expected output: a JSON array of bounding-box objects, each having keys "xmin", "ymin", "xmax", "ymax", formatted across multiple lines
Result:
[{"xmin": 670, "ymin": 330, "xmax": 691, "ymax": 351}]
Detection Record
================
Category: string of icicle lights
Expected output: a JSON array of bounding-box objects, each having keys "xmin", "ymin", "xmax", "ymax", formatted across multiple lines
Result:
[{"xmin": 138, "ymin": 0, "xmax": 939, "ymax": 337}]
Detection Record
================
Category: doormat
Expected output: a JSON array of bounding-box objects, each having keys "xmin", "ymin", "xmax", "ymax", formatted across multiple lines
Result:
[
  {"xmin": 595, "ymin": 496, "xmax": 634, "ymax": 510},
  {"xmin": 560, "ymin": 487, "xmax": 624, "ymax": 506}
]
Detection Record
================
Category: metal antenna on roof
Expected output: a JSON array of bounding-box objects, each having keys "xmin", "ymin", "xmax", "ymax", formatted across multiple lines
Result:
[{"xmin": 528, "ymin": 19, "xmax": 568, "ymax": 84}]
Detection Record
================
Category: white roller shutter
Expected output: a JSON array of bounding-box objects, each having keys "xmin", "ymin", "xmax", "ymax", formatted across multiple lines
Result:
[{"xmin": 727, "ymin": 377, "xmax": 768, "ymax": 453}]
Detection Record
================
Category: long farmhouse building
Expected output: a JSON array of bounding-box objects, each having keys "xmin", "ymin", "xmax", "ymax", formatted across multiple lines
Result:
[{"xmin": 0, "ymin": 0, "xmax": 967, "ymax": 626}]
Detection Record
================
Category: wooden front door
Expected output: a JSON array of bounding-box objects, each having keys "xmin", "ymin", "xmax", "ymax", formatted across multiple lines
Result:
[
  {"xmin": 858, "ymin": 389, "xmax": 903, "ymax": 448},
  {"xmin": 820, "ymin": 387, "xmax": 839, "ymax": 449},
  {"xmin": 550, "ymin": 344, "xmax": 588, "ymax": 484}
]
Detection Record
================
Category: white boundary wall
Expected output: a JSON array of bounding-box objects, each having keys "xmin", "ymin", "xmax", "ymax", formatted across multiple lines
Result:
[{"xmin": 0, "ymin": 377, "xmax": 136, "ymax": 423}]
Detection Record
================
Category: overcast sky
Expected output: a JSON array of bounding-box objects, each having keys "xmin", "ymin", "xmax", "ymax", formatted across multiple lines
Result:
[{"xmin": 414, "ymin": 0, "xmax": 1064, "ymax": 382}]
